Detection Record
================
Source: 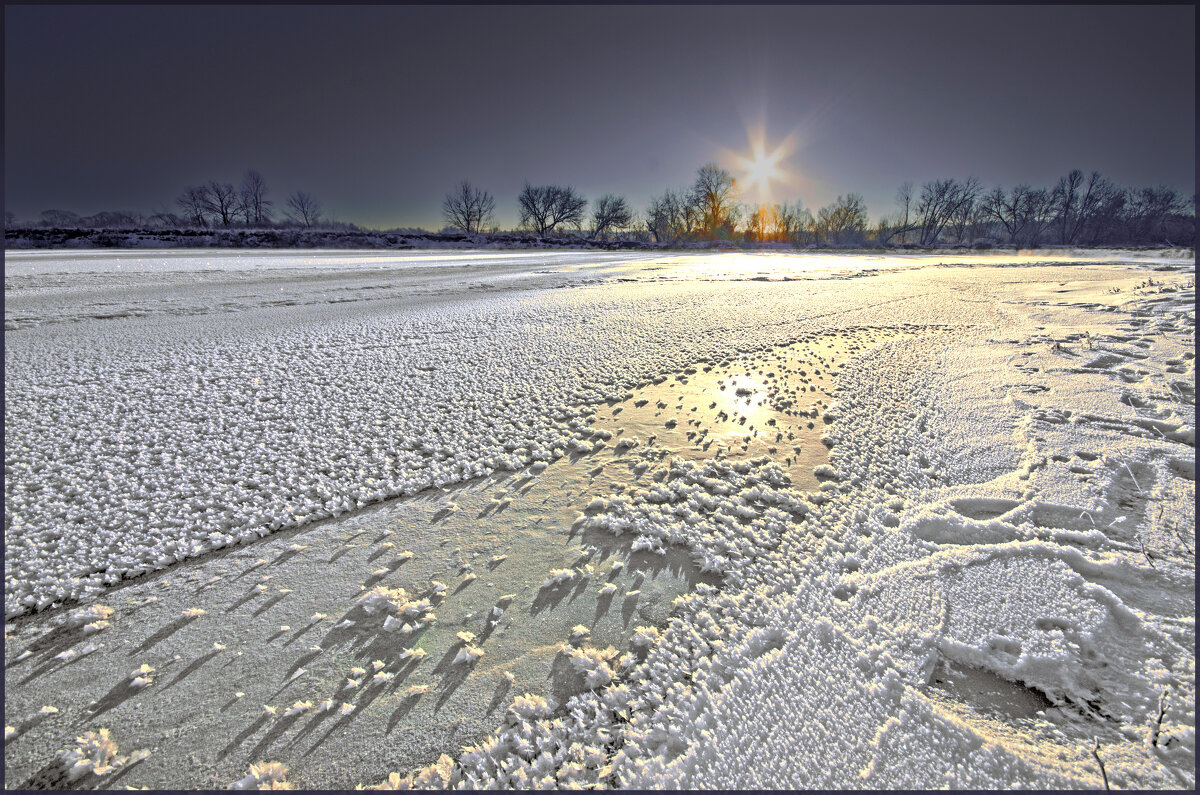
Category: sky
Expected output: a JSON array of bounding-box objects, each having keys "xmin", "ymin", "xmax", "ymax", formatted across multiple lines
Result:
[{"xmin": 4, "ymin": 4, "xmax": 1196, "ymax": 230}]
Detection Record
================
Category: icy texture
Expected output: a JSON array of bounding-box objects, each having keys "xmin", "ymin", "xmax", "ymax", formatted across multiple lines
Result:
[
  {"xmin": 46, "ymin": 728, "xmax": 148, "ymax": 786},
  {"xmin": 6, "ymin": 253, "xmax": 999, "ymax": 614},
  {"xmin": 388, "ymin": 265, "xmax": 1194, "ymax": 789},
  {"xmin": 232, "ymin": 760, "xmax": 292, "ymax": 790},
  {"xmin": 4, "ymin": 249, "xmax": 1194, "ymax": 789}
]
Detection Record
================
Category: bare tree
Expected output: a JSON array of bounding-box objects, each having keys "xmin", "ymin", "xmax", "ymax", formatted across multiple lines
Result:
[
  {"xmin": 234, "ymin": 192, "xmax": 252, "ymax": 226},
  {"xmin": 623, "ymin": 210, "xmax": 651, "ymax": 243},
  {"xmin": 1090, "ymin": 182, "xmax": 1127, "ymax": 244},
  {"xmin": 816, "ymin": 194, "xmax": 868, "ymax": 244},
  {"xmin": 692, "ymin": 164, "xmax": 739, "ymax": 239},
  {"xmin": 980, "ymin": 184, "xmax": 1054, "ymax": 246},
  {"xmin": 775, "ymin": 201, "xmax": 813, "ymax": 245},
  {"xmin": 239, "ymin": 170, "xmax": 273, "ymax": 226},
  {"xmin": 894, "ymin": 182, "xmax": 915, "ymax": 244},
  {"xmin": 772, "ymin": 199, "xmax": 801, "ymax": 242},
  {"xmin": 1084, "ymin": 185, "xmax": 1127, "ymax": 245},
  {"xmin": 201, "ymin": 181, "xmax": 239, "ymax": 227},
  {"xmin": 646, "ymin": 189, "xmax": 704, "ymax": 244},
  {"xmin": 874, "ymin": 216, "xmax": 903, "ymax": 246},
  {"xmin": 743, "ymin": 204, "xmax": 769, "ymax": 242},
  {"xmin": 284, "ymin": 190, "xmax": 322, "ymax": 228},
  {"xmin": 1051, "ymin": 169, "xmax": 1086, "ymax": 244},
  {"xmin": 442, "ymin": 180, "xmax": 496, "ymax": 234},
  {"xmin": 1022, "ymin": 187, "xmax": 1056, "ymax": 246},
  {"xmin": 915, "ymin": 178, "xmax": 979, "ymax": 245},
  {"xmin": 39, "ymin": 209, "xmax": 82, "ymax": 228},
  {"xmin": 148, "ymin": 206, "xmax": 183, "ymax": 228},
  {"xmin": 875, "ymin": 182, "xmax": 921, "ymax": 245},
  {"xmin": 1125, "ymin": 186, "xmax": 1188, "ymax": 244},
  {"xmin": 176, "ymin": 186, "xmax": 211, "ymax": 228},
  {"xmin": 980, "ymin": 185, "xmax": 1026, "ymax": 245},
  {"xmin": 948, "ymin": 177, "xmax": 982, "ymax": 243},
  {"xmin": 916, "ymin": 179, "xmax": 953, "ymax": 245},
  {"xmin": 1065, "ymin": 171, "xmax": 1125, "ymax": 244},
  {"xmin": 85, "ymin": 210, "xmax": 141, "ymax": 228},
  {"xmin": 968, "ymin": 200, "xmax": 995, "ymax": 243},
  {"xmin": 646, "ymin": 191, "xmax": 685, "ymax": 244},
  {"xmin": 590, "ymin": 194, "xmax": 632, "ymax": 240},
  {"xmin": 680, "ymin": 188, "xmax": 702, "ymax": 237},
  {"xmin": 767, "ymin": 203, "xmax": 785, "ymax": 242},
  {"xmin": 517, "ymin": 183, "xmax": 587, "ymax": 236}
]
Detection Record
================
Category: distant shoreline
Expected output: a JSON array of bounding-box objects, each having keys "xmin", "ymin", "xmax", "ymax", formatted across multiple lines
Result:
[{"xmin": 5, "ymin": 226, "xmax": 1195, "ymax": 255}]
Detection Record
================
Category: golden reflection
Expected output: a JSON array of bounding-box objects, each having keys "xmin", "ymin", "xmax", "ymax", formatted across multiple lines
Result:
[
  {"xmin": 587, "ymin": 334, "xmax": 854, "ymax": 491},
  {"xmin": 585, "ymin": 327, "xmax": 925, "ymax": 492}
]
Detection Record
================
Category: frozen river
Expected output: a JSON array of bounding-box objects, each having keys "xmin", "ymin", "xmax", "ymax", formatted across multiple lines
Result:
[
  {"xmin": 4, "ymin": 248, "xmax": 1195, "ymax": 789},
  {"xmin": 6, "ymin": 247, "xmax": 1191, "ymax": 330}
]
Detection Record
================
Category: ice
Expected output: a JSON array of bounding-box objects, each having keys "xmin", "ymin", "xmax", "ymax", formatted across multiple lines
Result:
[
  {"xmin": 231, "ymin": 761, "xmax": 290, "ymax": 789},
  {"xmin": 3, "ymin": 248, "xmax": 1194, "ymax": 789}
]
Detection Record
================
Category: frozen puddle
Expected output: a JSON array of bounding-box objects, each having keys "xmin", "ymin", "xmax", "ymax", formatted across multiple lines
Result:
[{"xmin": 590, "ymin": 326, "xmax": 915, "ymax": 491}]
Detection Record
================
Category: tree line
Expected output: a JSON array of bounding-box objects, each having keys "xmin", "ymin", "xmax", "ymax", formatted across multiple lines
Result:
[
  {"xmin": 172, "ymin": 171, "xmax": 326, "ymax": 229},
  {"xmin": 877, "ymin": 172, "xmax": 1194, "ymax": 247},
  {"xmin": 7, "ymin": 170, "xmax": 332, "ymax": 232},
  {"xmin": 443, "ymin": 166, "xmax": 1194, "ymax": 247},
  {"xmin": 8, "ymin": 166, "xmax": 1194, "ymax": 248}
]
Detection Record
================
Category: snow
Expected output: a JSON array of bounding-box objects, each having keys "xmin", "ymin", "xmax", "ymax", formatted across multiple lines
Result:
[
  {"xmin": 3, "ymin": 247, "xmax": 1194, "ymax": 789},
  {"xmin": 3, "ymin": 248, "xmax": 662, "ymax": 277}
]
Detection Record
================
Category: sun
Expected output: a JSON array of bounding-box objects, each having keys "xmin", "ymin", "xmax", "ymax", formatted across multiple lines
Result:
[
  {"xmin": 729, "ymin": 129, "xmax": 796, "ymax": 203},
  {"xmin": 743, "ymin": 144, "xmax": 785, "ymax": 195}
]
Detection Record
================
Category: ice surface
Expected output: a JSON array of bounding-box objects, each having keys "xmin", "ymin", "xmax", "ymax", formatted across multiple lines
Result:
[{"xmin": 3, "ymin": 248, "xmax": 1194, "ymax": 789}]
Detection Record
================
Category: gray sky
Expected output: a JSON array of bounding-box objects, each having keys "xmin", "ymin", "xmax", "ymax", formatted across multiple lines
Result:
[{"xmin": 5, "ymin": 4, "xmax": 1195, "ymax": 230}]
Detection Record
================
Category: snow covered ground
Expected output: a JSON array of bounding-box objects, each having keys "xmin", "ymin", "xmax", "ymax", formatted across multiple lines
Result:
[{"xmin": 4, "ymin": 248, "xmax": 1194, "ymax": 788}]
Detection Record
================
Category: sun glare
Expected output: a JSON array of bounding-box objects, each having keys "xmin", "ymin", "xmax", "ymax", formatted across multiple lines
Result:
[
  {"xmin": 744, "ymin": 145, "xmax": 784, "ymax": 195},
  {"xmin": 728, "ymin": 128, "xmax": 797, "ymax": 203}
]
